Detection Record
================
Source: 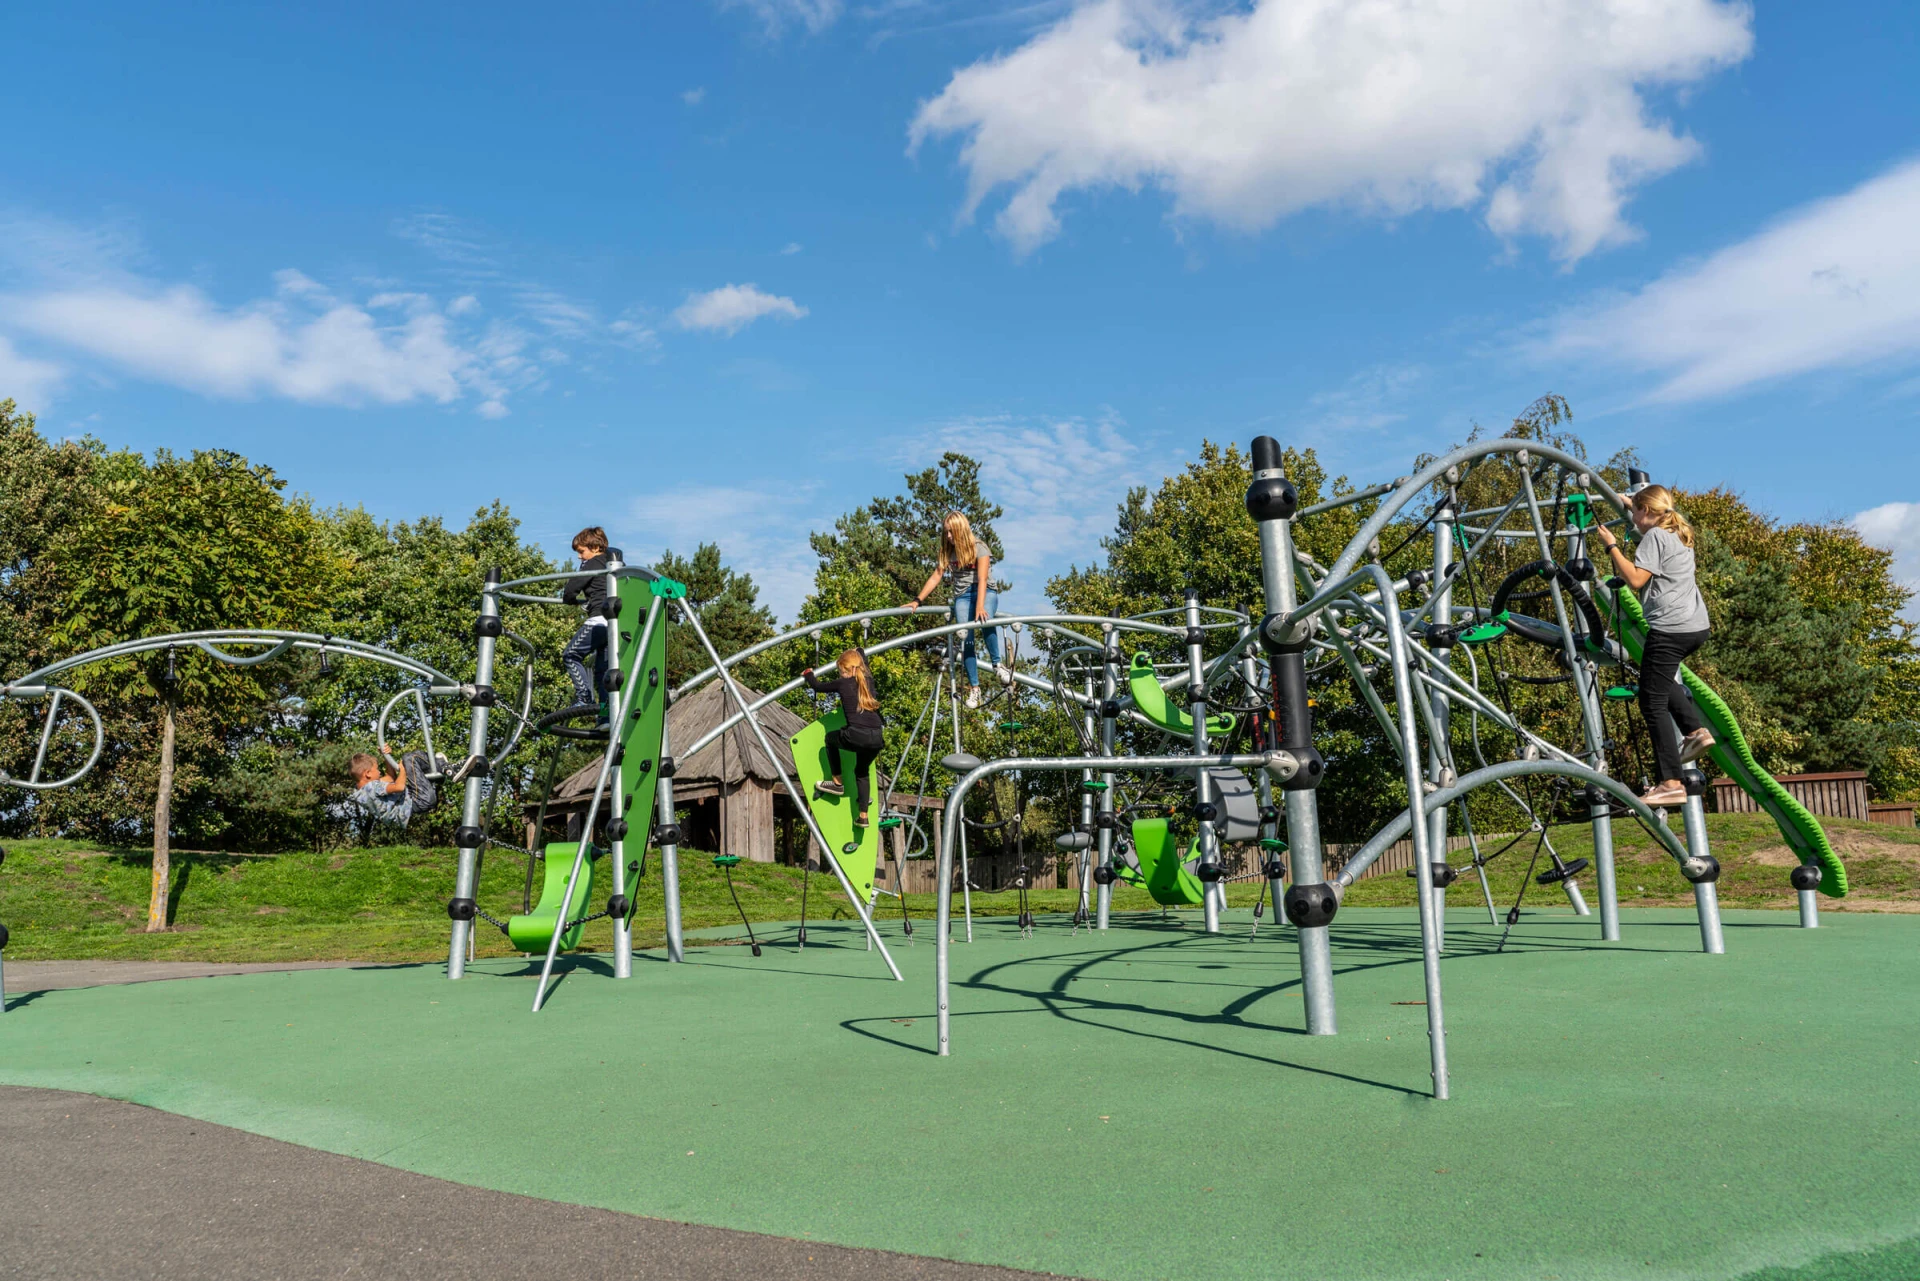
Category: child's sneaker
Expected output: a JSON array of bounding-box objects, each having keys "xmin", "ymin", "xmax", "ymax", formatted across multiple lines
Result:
[
  {"xmin": 1640, "ymin": 781, "xmax": 1685, "ymax": 807},
  {"xmin": 1678, "ymin": 728, "xmax": 1715, "ymax": 764},
  {"xmin": 994, "ymin": 662, "xmax": 1015, "ymax": 685},
  {"xmin": 966, "ymin": 686, "xmax": 983, "ymax": 709},
  {"xmin": 815, "ymin": 779, "xmax": 844, "ymax": 797}
]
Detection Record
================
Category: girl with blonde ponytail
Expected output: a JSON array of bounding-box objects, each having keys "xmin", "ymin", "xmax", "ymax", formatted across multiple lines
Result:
[
  {"xmin": 905, "ymin": 512, "xmax": 1008, "ymax": 708},
  {"xmin": 1595, "ymin": 483, "xmax": 1715, "ymax": 805}
]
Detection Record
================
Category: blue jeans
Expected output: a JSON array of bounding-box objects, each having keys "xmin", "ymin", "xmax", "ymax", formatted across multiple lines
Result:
[{"xmin": 951, "ymin": 593, "xmax": 1003, "ymax": 687}]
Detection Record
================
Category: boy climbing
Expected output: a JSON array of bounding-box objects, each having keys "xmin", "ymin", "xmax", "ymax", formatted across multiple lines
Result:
[
  {"xmin": 904, "ymin": 512, "xmax": 1008, "ymax": 709},
  {"xmin": 1595, "ymin": 484, "xmax": 1714, "ymax": 806},
  {"xmin": 802, "ymin": 648, "xmax": 885, "ymax": 826},
  {"xmin": 559, "ymin": 526, "xmax": 622, "ymax": 729},
  {"xmin": 348, "ymin": 744, "xmax": 442, "ymax": 826}
]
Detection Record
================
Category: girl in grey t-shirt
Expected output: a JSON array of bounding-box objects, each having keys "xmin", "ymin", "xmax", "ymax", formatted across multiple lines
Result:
[{"xmin": 1596, "ymin": 485, "xmax": 1714, "ymax": 806}]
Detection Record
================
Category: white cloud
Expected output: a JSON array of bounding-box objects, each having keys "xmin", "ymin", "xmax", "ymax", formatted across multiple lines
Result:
[
  {"xmin": 673, "ymin": 283, "xmax": 809, "ymax": 336},
  {"xmin": 0, "ymin": 336, "xmax": 64, "ymax": 410},
  {"xmin": 780, "ymin": 242, "xmax": 803, "ymax": 255},
  {"xmin": 683, "ymin": 86, "xmax": 708, "ymax": 105},
  {"xmin": 1854, "ymin": 502, "xmax": 1920, "ymax": 614},
  {"xmin": 924, "ymin": 413, "xmax": 1149, "ymax": 610},
  {"xmin": 718, "ymin": 0, "xmax": 843, "ymax": 36},
  {"xmin": 1539, "ymin": 159, "xmax": 1920, "ymax": 401},
  {"xmin": 625, "ymin": 482, "xmax": 825, "ymax": 621},
  {"xmin": 910, "ymin": 0, "xmax": 1751, "ymax": 259},
  {"xmin": 448, "ymin": 294, "xmax": 481, "ymax": 316}
]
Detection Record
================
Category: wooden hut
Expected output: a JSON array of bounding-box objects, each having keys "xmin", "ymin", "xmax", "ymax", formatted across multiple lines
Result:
[{"xmin": 526, "ymin": 680, "xmax": 945, "ymax": 869}]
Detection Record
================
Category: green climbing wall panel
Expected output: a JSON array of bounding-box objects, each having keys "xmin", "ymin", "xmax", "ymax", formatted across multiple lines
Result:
[{"xmin": 790, "ymin": 711, "xmax": 882, "ymax": 902}]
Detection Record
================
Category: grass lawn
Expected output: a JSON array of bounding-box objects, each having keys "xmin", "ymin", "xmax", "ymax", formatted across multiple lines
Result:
[{"xmin": 2, "ymin": 812, "xmax": 1915, "ymax": 963}]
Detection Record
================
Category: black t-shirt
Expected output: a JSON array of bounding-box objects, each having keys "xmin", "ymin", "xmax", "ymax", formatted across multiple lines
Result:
[{"xmin": 803, "ymin": 670, "xmax": 883, "ymax": 732}]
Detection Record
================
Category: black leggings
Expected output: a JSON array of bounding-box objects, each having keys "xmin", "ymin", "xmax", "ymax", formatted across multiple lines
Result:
[
  {"xmin": 1639, "ymin": 627, "xmax": 1710, "ymax": 783},
  {"xmin": 825, "ymin": 726, "xmax": 884, "ymax": 810}
]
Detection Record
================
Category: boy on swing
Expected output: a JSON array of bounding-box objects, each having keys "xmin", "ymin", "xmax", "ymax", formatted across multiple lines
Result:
[{"xmin": 348, "ymin": 742, "xmax": 442, "ymax": 827}]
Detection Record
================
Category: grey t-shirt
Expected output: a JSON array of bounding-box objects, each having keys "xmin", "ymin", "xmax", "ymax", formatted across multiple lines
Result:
[
  {"xmin": 1634, "ymin": 526, "xmax": 1711, "ymax": 633},
  {"xmin": 354, "ymin": 778, "xmax": 413, "ymax": 826}
]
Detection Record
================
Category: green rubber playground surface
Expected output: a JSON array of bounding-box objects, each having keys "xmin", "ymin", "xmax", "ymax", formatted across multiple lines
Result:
[{"xmin": 4, "ymin": 907, "xmax": 1918, "ymax": 1281}]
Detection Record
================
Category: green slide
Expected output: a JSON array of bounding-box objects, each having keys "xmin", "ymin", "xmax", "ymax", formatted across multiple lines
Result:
[
  {"xmin": 1127, "ymin": 653, "xmax": 1234, "ymax": 739},
  {"xmin": 789, "ymin": 711, "xmax": 881, "ymax": 902},
  {"xmin": 1596, "ymin": 582, "xmax": 1847, "ymax": 897},
  {"xmin": 1127, "ymin": 817, "xmax": 1206, "ymax": 906},
  {"xmin": 509, "ymin": 841, "xmax": 599, "ymax": 951},
  {"xmin": 509, "ymin": 574, "xmax": 673, "ymax": 952}
]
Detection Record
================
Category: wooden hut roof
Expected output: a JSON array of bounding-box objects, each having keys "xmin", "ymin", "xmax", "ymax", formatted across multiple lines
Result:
[{"xmin": 553, "ymin": 681, "xmax": 807, "ymax": 798}]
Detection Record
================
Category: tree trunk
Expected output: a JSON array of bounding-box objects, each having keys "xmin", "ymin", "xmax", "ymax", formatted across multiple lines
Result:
[{"xmin": 146, "ymin": 696, "xmax": 177, "ymax": 931}]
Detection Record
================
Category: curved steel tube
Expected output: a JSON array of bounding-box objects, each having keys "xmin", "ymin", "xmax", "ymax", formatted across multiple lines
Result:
[
  {"xmin": 5, "ymin": 630, "xmax": 460, "ymax": 691},
  {"xmin": 933, "ymin": 750, "xmax": 1299, "ymax": 1056},
  {"xmin": 1331, "ymin": 759, "xmax": 1689, "ymax": 889},
  {"xmin": 0, "ymin": 685, "xmax": 105, "ymax": 790}
]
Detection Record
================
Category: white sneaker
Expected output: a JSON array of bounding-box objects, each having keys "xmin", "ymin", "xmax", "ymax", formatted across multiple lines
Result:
[
  {"xmin": 994, "ymin": 662, "xmax": 1015, "ymax": 685},
  {"xmin": 966, "ymin": 686, "xmax": 983, "ymax": 709}
]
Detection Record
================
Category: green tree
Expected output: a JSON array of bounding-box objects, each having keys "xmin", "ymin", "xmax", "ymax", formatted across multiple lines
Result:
[
  {"xmin": 655, "ymin": 543, "xmax": 777, "ymax": 687},
  {"xmin": 807, "ymin": 453, "xmax": 1005, "ymax": 601},
  {"xmin": 47, "ymin": 449, "xmax": 347, "ymax": 927}
]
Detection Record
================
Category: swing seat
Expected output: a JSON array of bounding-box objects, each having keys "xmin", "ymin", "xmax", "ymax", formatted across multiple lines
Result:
[
  {"xmin": 1130, "ymin": 818, "xmax": 1206, "ymax": 906},
  {"xmin": 508, "ymin": 842, "xmax": 599, "ymax": 952},
  {"xmin": 1126, "ymin": 654, "xmax": 1234, "ymax": 738}
]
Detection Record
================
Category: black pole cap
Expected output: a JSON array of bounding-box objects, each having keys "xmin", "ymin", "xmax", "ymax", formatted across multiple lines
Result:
[
  {"xmin": 1627, "ymin": 468, "xmax": 1651, "ymax": 490},
  {"xmin": 1251, "ymin": 435, "xmax": 1283, "ymax": 473},
  {"xmin": 485, "ymin": 567, "xmax": 502, "ymax": 585}
]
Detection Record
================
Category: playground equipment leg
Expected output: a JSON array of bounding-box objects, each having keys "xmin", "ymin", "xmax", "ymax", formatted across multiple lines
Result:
[
  {"xmin": 1798, "ymin": 889, "xmax": 1820, "ymax": 929},
  {"xmin": 1681, "ymin": 777, "xmax": 1724, "ymax": 955},
  {"xmin": 1592, "ymin": 805, "xmax": 1622, "ymax": 941},
  {"xmin": 448, "ymin": 569, "xmax": 501, "ymax": 980},
  {"xmin": 1427, "ymin": 500, "xmax": 1455, "ymax": 951},
  {"xmin": 1249, "ymin": 439, "xmax": 1337, "ymax": 1036},
  {"xmin": 1095, "ymin": 625, "xmax": 1117, "ymax": 931},
  {"xmin": 658, "ymin": 716, "xmax": 684, "ymax": 964},
  {"xmin": 1185, "ymin": 591, "xmax": 1223, "ymax": 935}
]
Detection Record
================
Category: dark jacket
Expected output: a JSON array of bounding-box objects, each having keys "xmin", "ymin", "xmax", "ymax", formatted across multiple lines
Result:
[
  {"xmin": 562, "ymin": 548, "xmax": 623, "ymax": 614},
  {"xmin": 803, "ymin": 670, "xmax": 884, "ymax": 733}
]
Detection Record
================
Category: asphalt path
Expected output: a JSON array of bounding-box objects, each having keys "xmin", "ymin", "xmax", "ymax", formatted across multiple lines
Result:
[{"xmin": 0, "ymin": 1086, "xmax": 1062, "ymax": 1281}]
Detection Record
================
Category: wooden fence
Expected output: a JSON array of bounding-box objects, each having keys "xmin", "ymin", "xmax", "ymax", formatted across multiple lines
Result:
[{"xmin": 1710, "ymin": 771, "xmax": 1870, "ymax": 821}]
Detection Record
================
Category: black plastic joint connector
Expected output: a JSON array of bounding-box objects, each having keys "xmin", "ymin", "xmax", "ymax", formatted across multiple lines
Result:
[
  {"xmin": 605, "ymin": 819, "xmax": 629, "ymax": 842},
  {"xmin": 454, "ymin": 825, "xmax": 485, "ymax": 849},
  {"xmin": 1566, "ymin": 557, "xmax": 1595, "ymax": 582},
  {"xmin": 1094, "ymin": 812, "xmax": 1117, "ymax": 830},
  {"xmin": 1105, "ymin": 648, "xmax": 1125, "ymax": 667},
  {"xmin": 658, "ymin": 756, "xmax": 677, "ymax": 778},
  {"xmin": 653, "ymin": 824, "xmax": 682, "ymax": 846},
  {"xmin": 1261, "ymin": 859, "xmax": 1288, "ymax": 881},
  {"xmin": 1196, "ymin": 863, "xmax": 1224, "ymax": 883},
  {"xmin": 1584, "ymin": 783, "xmax": 1611, "ymax": 809},
  {"xmin": 606, "ymin": 894, "xmax": 631, "ymax": 921},
  {"xmin": 1789, "ymin": 863, "xmax": 1822, "ymax": 891},
  {"xmin": 1099, "ymin": 699, "xmax": 1121, "ymax": 719},
  {"xmin": 1279, "ymin": 747, "xmax": 1325, "ymax": 792},
  {"xmin": 472, "ymin": 615, "xmax": 503, "ymax": 639},
  {"xmin": 1425, "ymin": 625, "xmax": 1459, "ymax": 649},
  {"xmin": 1185, "ymin": 627, "xmax": 1206, "ymax": 647},
  {"xmin": 446, "ymin": 897, "xmax": 477, "ymax": 922},
  {"xmin": 1405, "ymin": 569, "xmax": 1430, "ymax": 592},
  {"xmin": 0, "ymin": 921, "xmax": 10, "ymax": 950},
  {"xmin": 1404, "ymin": 861, "xmax": 1457, "ymax": 889},
  {"xmin": 467, "ymin": 684, "xmax": 496, "ymax": 708},
  {"xmin": 1244, "ymin": 475, "xmax": 1298, "ymax": 523},
  {"xmin": 598, "ymin": 598, "xmax": 622, "ymax": 620},
  {"xmin": 1283, "ymin": 882, "xmax": 1338, "ymax": 928},
  {"xmin": 1092, "ymin": 866, "xmax": 1118, "ymax": 886},
  {"xmin": 1193, "ymin": 802, "xmax": 1219, "ymax": 823},
  {"xmin": 602, "ymin": 668, "xmax": 625, "ymax": 692},
  {"xmin": 1681, "ymin": 768, "xmax": 1707, "ymax": 797}
]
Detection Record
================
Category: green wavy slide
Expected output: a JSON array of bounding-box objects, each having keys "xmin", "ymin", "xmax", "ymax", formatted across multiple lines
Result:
[{"xmin": 1596, "ymin": 582, "xmax": 1847, "ymax": 897}]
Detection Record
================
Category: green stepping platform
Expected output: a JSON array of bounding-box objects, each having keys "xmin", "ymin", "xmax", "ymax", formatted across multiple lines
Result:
[
  {"xmin": 1126, "ymin": 653, "xmax": 1233, "ymax": 738},
  {"xmin": 1129, "ymin": 817, "xmax": 1206, "ymax": 906}
]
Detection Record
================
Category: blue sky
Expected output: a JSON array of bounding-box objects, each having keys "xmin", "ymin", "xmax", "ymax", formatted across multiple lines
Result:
[{"xmin": 3, "ymin": 0, "xmax": 1918, "ymax": 618}]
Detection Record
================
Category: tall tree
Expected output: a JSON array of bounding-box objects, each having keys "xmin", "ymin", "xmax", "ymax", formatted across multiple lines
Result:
[
  {"xmin": 807, "ymin": 452, "xmax": 1005, "ymax": 601},
  {"xmin": 47, "ymin": 449, "xmax": 346, "ymax": 926},
  {"xmin": 654, "ymin": 543, "xmax": 777, "ymax": 687}
]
